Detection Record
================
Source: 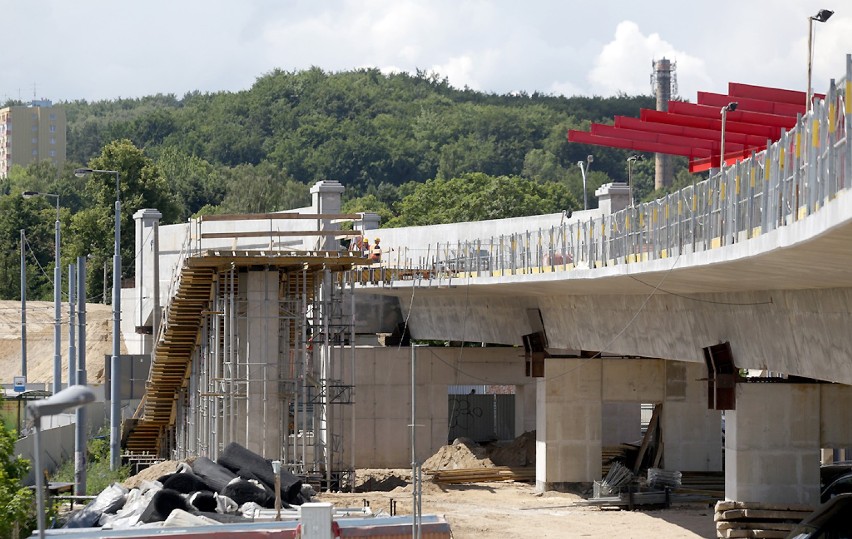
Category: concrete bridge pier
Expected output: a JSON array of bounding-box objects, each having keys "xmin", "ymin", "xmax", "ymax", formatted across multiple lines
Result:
[
  {"xmin": 725, "ymin": 384, "xmax": 821, "ymax": 505},
  {"xmin": 535, "ymin": 357, "xmax": 723, "ymax": 492}
]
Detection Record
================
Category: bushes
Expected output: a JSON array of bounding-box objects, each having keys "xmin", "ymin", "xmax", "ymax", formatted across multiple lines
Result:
[
  {"xmin": 0, "ymin": 410, "xmax": 36, "ymax": 538},
  {"xmin": 51, "ymin": 429, "xmax": 130, "ymax": 496}
]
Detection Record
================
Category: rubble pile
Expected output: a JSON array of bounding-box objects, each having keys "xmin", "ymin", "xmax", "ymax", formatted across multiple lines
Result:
[
  {"xmin": 64, "ymin": 442, "xmax": 314, "ymax": 530},
  {"xmin": 487, "ymin": 431, "xmax": 536, "ymax": 467}
]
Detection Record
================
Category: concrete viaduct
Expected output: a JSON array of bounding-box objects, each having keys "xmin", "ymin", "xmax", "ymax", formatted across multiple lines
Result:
[{"xmin": 125, "ymin": 55, "xmax": 852, "ymax": 507}]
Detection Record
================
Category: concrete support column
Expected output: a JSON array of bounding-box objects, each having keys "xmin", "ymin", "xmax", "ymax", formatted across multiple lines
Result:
[
  {"xmin": 133, "ymin": 208, "xmax": 162, "ymax": 354},
  {"xmin": 310, "ymin": 180, "xmax": 345, "ymax": 252},
  {"xmin": 244, "ymin": 269, "xmax": 282, "ymax": 458},
  {"xmin": 515, "ymin": 381, "xmax": 537, "ymax": 437},
  {"xmin": 595, "ymin": 182, "xmax": 630, "ymax": 215},
  {"xmin": 726, "ymin": 384, "xmax": 820, "ymax": 505},
  {"xmin": 662, "ymin": 361, "xmax": 722, "ymax": 471},
  {"xmin": 536, "ymin": 358, "xmax": 601, "ymax": 491}
]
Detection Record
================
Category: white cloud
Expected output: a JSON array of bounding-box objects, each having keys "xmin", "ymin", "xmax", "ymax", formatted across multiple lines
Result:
[{"xmin": 588, "ymin": 21, "xmax": 713, "ymax": 99}]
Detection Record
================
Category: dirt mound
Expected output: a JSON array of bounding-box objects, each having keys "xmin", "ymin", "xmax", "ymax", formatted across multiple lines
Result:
[
  {"xmin": 122, "ymin": 460, "xmax": 183, "ymax": 489},
  {"xmin": 353, "ymin": 468, "xmax": 410, "ymax": 492},
  {"xmin": 0, "ymin": 300, "xmax": 118, "ymax": 386},
  {"xmin": 422, "ymin": 438, "xmax": 494, "ymax": 471},
  {"xmin": 487, "ymin": 430, "xmax": 536, "ymax": 467}
]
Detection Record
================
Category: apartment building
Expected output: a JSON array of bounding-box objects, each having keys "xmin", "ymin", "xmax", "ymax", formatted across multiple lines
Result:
[{"xmin": 0, "ymin": 99, "xmax": 66, "ymax": 178}]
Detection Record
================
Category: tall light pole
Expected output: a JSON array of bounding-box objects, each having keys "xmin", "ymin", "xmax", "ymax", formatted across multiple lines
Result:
[
  {"xmin": 22, "ymin": 191, "xmax": 61, "ymax": 395},
  {"xmin": 807, "ymin": 9, "xmax": 834, "ymax": 112},
  {"xmin": 577, "ymin": 155, "xmax": 594, "ymax": 211},
  {"xmin": 75, "ymin": 167, "xmax": 122, "ymax": 471},
  {"xmin": 627, "ymin": 154, "xmax": 644, "ymax": 207},
  {"xmin": 720, "ymin": 102, "xmax": 738, "ymax": 172}
]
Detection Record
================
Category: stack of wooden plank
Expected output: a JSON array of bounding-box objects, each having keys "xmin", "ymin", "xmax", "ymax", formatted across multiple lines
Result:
[
  {"xmin": 430, "ymin": 466, "xmax": 535, "ymax": 484},
  {"xmin": 714, "ymin": 500, "xmax": 814, "ymax": 538}
]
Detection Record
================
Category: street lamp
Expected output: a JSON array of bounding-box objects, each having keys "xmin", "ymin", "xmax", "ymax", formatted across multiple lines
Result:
[
  {"xmin": 720, "ymin": 102, "xmax": 738, "ymax": 172},
  {"xmin": 807, "ymin": 9, "xmax": 834, "ymax": 112},
  {"xmin": 577, "ymin": 155, "xmax": 594, "ymax": 211},
  {"xmin": 74, "ymin": 167, "xmax": 122, "ymax": 471},
  {"xmin": 627, "ymin": 154, "xmax": 644, "ymax": 207},
  {"xmin": 22, "ymin": 191, "xmax": 62, "ymax": 395},
  {"xmin": 27, "ymin": 385, "xmax": 96, "ymax": 539}
]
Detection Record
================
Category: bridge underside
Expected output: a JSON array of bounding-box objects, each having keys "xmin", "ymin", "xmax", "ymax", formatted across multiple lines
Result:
[{"xmin": 372, "ymin": 192, "xmax": 852, "ymax": 385}]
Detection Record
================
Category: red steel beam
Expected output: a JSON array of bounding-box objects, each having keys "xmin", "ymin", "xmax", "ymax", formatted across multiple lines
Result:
[
  {"xmin": 640, "ymin": 109, "xmax": 779, "ymax": 139},
  {"xmin": 567, "ymin": 130, "xmax": 712, "ymax": 158},
  {"xmin": 696, "ymin": 91, "xmax": 805, "ymax": 118},
  {"xmin": 728, "ymin": 82, "xmax": 823, "ymax": 106},
  {"xmin": 590, "ymin": 124, "xmax": 748, "ymax": 153},
  {"xmin": 668, "ymin": 101, "xmax": 797, "ymax": 129},
  {"xmin": 614, "ymin": 116, "xmax": 769, "ymax": 147}
]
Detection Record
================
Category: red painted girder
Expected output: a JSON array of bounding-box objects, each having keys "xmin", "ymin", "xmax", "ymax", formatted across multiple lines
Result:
[
  {"xmin": 590, "ymin": 124, "xmax": 748, "ymax": 153},
  {"xmin": 567, "ymin": 130, "xmax": 712, "ymax": 158},
  {"xmin": 690, "ymin": 150, "xmax": 756, "ymax": 172},
  {"xmin": 668, "ymin": 101, "xmax": 797, "ymax": 129},
  {"xmin": 640, "ymin": 109, "xmax": 779, "ymax": 139},
  {"xmin": 697, "ymin": 91, "xmax": 805, "ymax": 118},
  {"xmin": 728, "ymin": 82, "xmax": 823, "ymax": 106},
  {"xmin": 614, "ymin": 116, "xmax": 769, "ymax": 147}
]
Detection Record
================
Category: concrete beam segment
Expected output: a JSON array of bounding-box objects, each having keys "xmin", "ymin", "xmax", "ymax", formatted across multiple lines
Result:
[{"xmin": 726, "ymin": 383, "xmax": 820, "ymax": 505}]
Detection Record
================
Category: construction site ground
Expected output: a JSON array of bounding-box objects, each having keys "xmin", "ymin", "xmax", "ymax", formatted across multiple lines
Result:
[
  {"xmin": 318, "ymin": 477, "xmax": 716, "ymax": 538},
  {"xmin": 8, "ymin": 301, "xmax": 716, "ymax": 537}
]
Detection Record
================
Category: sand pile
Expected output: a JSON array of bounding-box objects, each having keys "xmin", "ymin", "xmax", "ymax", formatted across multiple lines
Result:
[
  {"xmin": 422, "ymin": 438, "xmax": 494, "ymax": 471},
  {"xmin": 0, "ymin": 300, "xmax": 117, "ymax": 385},
  {"xmin": 122, "ymin": 460, "xmax": 184, "ymax": 489}
]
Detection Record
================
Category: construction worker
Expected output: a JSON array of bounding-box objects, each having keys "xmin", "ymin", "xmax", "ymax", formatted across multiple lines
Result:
[{"xmin": 370, "ymin": 238, "xmax": 382, "ymax": 262}]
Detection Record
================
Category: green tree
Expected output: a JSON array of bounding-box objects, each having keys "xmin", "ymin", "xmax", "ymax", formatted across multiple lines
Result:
[
  {"xmin": 388, "ymin": 173, "xmax": 578, "ymax": 227},
  {"xmin": 68, "ymin": 140, "xmax": 178, "ymax": 298},
  {"xmin": 0, "ymin": 410, "xmax": 35, "ymax": 538},
  {"xmin": 155, "ymin": 147, "xmax": 225, "ymax": 221}
]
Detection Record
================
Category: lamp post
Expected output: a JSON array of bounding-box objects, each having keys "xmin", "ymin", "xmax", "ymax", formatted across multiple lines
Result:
[
  {"xmin": 27, "ymin": 385, "xmax": 96, "ymax": 539},
  {"xmin": 22, "ymin": 191, "xmax": 61, "ymax": 395},
  {"xmin": 576, "ymin": 155, "xmax": 594, "ymax": 211},
  {"xmin": 74, "ymin": 167, "xmax": 122, "ymax": 471},
  {"xmin": 807, "ymin": 9, "xmax": 834, "ymax": 112},
  {"xmin": 720, "ymin": 102, "xmax": 739, "ymax": 172},
  {"xmin": 627, "ymin": 155, "xmax": 644, "ymax": 207}
]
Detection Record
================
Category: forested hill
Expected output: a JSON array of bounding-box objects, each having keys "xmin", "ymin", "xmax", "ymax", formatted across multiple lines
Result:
[{"xmin": 62, "ymin": 67, "xmax": 654, "ymax": 192}]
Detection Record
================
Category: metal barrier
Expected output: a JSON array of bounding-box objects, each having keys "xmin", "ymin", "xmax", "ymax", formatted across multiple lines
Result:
[{"xmin": 363, "ymin": 54, "xmax": 851, "ymax": 284}]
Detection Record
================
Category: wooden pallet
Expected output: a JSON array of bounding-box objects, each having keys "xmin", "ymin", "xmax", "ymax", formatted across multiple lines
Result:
[{"xmin": 428, "ymin": 466, "xmax": 535, "ymax": 484}]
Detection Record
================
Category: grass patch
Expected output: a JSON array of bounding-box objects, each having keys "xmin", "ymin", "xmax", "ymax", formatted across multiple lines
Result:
[{"xmin": 50, "ymin": 429, "xmax": 131, "ymax": 495}]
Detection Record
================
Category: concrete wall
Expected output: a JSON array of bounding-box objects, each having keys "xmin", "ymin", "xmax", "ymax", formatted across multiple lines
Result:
[
  {"xmin": 662, "ymin": 362, "xmax": 722, "ymax": 471},
  {"xmin": 338, "ymin": 346, "xmax": 533, "ymax": 469},
  {"xmin": 15, "ymin": 401, "xmax": 106, "ymax": 485},
  {"xmin": 821, "ymin": 383, "xmax": 852, "ymax": 446},
  {"xmin": 726, "ymin": 384, "xmax": 821, "ymax": 505}
]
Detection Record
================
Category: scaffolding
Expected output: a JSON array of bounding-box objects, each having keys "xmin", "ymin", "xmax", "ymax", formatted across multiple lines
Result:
[{"xmin": 126, "ymin": 210, "xmax": 366, "ymax": 491}]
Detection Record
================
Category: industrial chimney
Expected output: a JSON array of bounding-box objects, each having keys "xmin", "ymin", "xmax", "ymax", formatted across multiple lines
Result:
[{"xmin": 651, "ymin": 58, "xmax": 677, "ymax": 190}]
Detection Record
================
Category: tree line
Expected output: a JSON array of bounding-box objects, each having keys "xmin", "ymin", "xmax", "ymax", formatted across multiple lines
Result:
[{"xmin": 1, "ymin": 67, "xmax": 699, "ymax": 301}]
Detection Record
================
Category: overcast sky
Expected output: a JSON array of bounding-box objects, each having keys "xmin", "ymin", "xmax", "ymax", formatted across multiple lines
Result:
[{"xmin": 2, "ymin": 1, "xmax": 850, "ymax": 104}]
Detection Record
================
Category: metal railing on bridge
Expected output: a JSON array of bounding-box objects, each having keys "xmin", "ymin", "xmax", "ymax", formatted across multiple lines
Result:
[{"xmin": 360, "ymin": 54, "xmax": 852, "ymax": 285}]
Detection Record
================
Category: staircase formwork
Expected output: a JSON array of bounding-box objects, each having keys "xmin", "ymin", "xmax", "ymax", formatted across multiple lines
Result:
[{"xmin": 126, "ymin": 208, "xmax": 366, "ymax": 491}]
